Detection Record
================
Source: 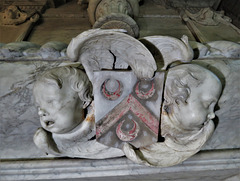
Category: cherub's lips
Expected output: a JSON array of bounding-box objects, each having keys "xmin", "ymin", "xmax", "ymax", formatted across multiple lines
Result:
[{"xmin": 42, "ymin": 119, "xmax": 55, "ymax": 127}]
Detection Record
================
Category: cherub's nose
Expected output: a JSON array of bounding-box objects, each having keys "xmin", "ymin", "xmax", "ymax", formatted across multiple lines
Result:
[
  {"xmin": 38, "ymin": 108, "xmax": 48, "ymax": 117},
  {"xmin": 207, "ymin": 112, "xmax": 215, "ymax": 120}
]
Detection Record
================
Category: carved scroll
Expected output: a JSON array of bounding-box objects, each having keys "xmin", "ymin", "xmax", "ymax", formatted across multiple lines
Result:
[
  {"xmin": 67, "ymin": 29, "xmax": 157, "ymax": 80},
  {"xmin": 140, "ymin": 35, "xmax": 194, "ymax": 70}
]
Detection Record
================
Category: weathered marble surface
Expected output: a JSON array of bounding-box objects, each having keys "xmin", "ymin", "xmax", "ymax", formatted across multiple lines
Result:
[
  {"xmin": 65, "ymin": 31, "xmax": 219, "ymax": 166},
  {"xmin": 0, "ymin": 59, "xmax": 239, "ymax": 159},
  {"xmin": 0, "ymin": 61, "xmax": 70, "ymax": 159},
  {"xmin": 32, "ymin": 66, "xmax": 124, "ymax": 159},
  {"xmin": 123, "ymin": 63, "xmax": 222, "ymax": 167},
  {"xmin": 190, "ymin": 40, "xmax": 240, "ymax": 62},
  {"xmin": 194, "ymin": 59, "xmax": 240, "ymax": 150},
  {"xmin": 0, "ymin": 41, "xmax": 68, "ymax": 60},
  {"xmin": 67, "ymin": 29, "xmax": 157, "ymax": 80},
  {"xmin": 0, "ymin": 149, "xmax": 239, "ymax": 180},
  {"xmin": 140, "ymin": 35, "xmax": 193, "ymax": 70}
]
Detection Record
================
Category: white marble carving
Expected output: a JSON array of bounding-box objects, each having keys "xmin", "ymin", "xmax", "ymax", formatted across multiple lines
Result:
[
  {"xmin": 189, "ymin": 41, "xmax": 209, "ymax": 59},
  {"xmin": 0, "ymin": 61, "xmax": 65, "ymax": 159},
  {"xmin": 1, "ymin": 59, "xmax": 238, "ymax": 160},
  {"xmin": 33, "ymin": 66, "xmax": 124, "ymax": 158},
  {"xmin": 204, "ymin": 41, "xmax": 240, "ymax": 58},
  {"xmin": 140, "ymin": 35, "xmax": 194, "ymax": 70},
  {"xmin": 0, "ymin": 41, "xmax": 68, "ymax": 60},
  {"xmin": 0, "ymin": 41, "xmax": 40, "ymax": 58},
  {"xmin": 189, "ymin": 40, "xmax": 240, "ymax": 59},
  {"xmin": 2, "ymin": 30, "xmax": 239, "ymax": 170},
  {"xmin": 31, "ymin": 30, "xmax": 224, "ymax": 167},
  {"xmin": 123, "ymin": 64, "xmax": 222, "ymax": 167},
  {"xmin": 193, "ymin": 59, "xmax": 240, "ymax": 151},
  {"xmin": 67, "ymin": 29, "xmax": 157, "ymax": 80}
]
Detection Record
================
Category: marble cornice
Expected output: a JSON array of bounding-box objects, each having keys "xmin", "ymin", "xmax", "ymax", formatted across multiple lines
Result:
[{"xmin": 0, "ymin": 149, "xmax": 239, "ymax": 180}]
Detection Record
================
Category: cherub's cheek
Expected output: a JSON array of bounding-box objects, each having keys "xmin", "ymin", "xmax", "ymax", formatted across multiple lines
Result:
[{"xmin": 189, "ymin": 112, "xmax": 200, "ymax": 121}]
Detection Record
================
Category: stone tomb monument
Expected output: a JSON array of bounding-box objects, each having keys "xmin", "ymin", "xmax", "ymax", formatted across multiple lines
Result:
[
  {"xmin": 0, "ymin": 28, "xmax": 240, "ymax": 180},
  {"xmin": 32, "ymin": 29, "xmax": 225, "ymax": 167}
]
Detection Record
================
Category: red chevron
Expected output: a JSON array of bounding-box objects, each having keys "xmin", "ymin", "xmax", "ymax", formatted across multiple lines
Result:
[{"xmin": 96, "ymin": 94, "xmax": 159, "ymax": 139}]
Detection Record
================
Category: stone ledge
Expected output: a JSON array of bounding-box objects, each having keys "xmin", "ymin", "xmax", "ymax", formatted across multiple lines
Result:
[{"xmin": 0, "ymin": 149, "xmax": 239, "ymax": 180}]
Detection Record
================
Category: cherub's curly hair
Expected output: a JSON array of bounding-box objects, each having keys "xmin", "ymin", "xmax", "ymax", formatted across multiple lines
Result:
[
  {"xmin": 164, "ymin": 64, "xmax": 206, "ymax": 111},
  {"xmin": 35, "ymin": 66, "xmax": 92, "ymax": 108}
]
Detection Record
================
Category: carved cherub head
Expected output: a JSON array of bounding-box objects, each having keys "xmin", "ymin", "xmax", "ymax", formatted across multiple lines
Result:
[
  {"xmin": 163, "ymin": 64, "xmax": 222, "ymax": 132},
  {"xmin": 33, "ymin": 66, "xmax": 92, "ymax": 134}
]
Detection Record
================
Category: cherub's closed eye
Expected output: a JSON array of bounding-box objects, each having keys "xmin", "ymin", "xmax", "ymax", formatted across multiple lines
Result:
[{"xmin": 47, "ymin": 100, "xmax": 53, "ymax": 104}]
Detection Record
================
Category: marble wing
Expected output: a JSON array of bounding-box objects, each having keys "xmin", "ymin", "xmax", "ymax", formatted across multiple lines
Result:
[
  {"xmin": 140, "ymin": 35, "xmax": 194, "ymax": 70},
  {"xmin": 67, "ymin": 29, "xmax": 157, "ymax": 81},
  {"xmin": 205, "ymin": 40, "xmax": 240, "ymax": 58}
]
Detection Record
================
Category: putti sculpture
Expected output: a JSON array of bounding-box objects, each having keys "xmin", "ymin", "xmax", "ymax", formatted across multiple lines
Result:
[
  {"xmin": 33, "ymin": 29, "xmax": 222, "ymax": 167},
  {"xmin": 33, "ymin": 66, "xmax": 124, "ymax": 158}
]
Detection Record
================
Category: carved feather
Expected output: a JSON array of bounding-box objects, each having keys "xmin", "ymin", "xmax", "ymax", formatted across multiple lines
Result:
[
  {"xmin": 140, "ymin": 35, "xmax": 194, "ymax": 70},
  {"xmin": 67, "ymin": 29, "xmax": 157, "ymax": 81}
]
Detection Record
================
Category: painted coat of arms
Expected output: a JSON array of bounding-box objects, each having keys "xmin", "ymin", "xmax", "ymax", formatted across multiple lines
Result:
[{"xmin": 94, "ymin": 71, "xmax": 165, "ymax": 149}]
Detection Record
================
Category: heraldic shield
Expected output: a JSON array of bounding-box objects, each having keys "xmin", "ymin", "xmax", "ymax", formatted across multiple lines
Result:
[{"xmin": 93, "ymin": 71, "xmax": 165, "ymax": 149}]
